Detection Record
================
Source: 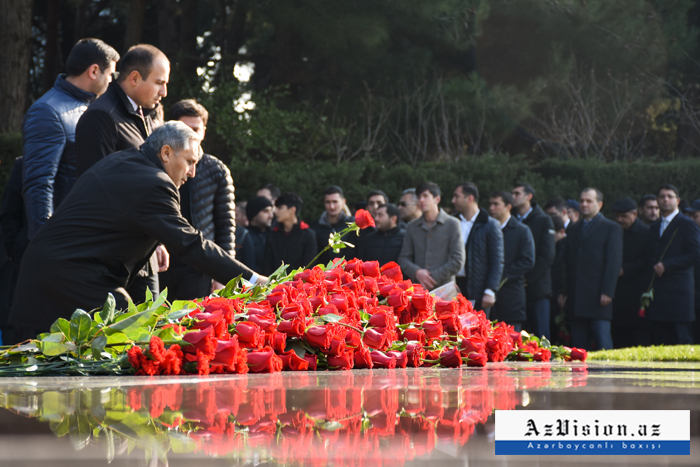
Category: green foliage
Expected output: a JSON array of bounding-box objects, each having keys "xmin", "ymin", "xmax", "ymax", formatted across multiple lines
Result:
[
  {"xmin": 589, "ymin": 345, "xmax": 700, "ymax": 362},
  {"xmin": 0, "ymin": 133, "xmax": 21, "ymax": 193}
]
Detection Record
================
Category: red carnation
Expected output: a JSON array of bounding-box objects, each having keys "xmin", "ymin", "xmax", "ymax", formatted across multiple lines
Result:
[{"xmin": 354, "ymin": 209, "xmax": 375, "ymax": 229}]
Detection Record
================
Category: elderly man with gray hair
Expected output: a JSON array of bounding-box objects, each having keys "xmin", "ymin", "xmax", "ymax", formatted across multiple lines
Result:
[{"xmin": 7, "ymin": 122, "xmax": 265, "ymax": 343}]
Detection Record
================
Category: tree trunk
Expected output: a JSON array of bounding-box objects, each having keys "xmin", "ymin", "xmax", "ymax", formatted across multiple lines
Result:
[
  {"xmin": 157, "ymin": 0, "xmax": 178, "ymax": 62},
  {"xmin": 0, "ymin": 0, "xmax": 34, "ymax": 134},
  {"xmin": 179, "ymin": 0, "xmax": 199, "ymax": 78},
  {"xmin": 124, "ymin": 0, "xmax": 146, "ymax": 51},
  {"xmin": 43, "ymin": 0, "xmax": 62, "ymax": 94}
]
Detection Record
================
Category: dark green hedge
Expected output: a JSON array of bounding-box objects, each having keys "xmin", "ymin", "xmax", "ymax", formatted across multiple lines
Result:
[
  {"xmin": 0, "ymin": 133, "xmax": 22, "ymax": 195},
  {"xmin": 229, "ymin": 155, "xmax": 700, "ymax": 222}
]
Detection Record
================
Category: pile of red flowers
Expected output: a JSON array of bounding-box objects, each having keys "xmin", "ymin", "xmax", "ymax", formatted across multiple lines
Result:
[{"xmin": 127, "ymin": 258, "xmax": 587, "ymax": 376}]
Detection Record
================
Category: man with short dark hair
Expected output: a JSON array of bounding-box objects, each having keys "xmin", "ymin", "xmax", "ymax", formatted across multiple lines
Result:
[
  {"xmin": 75, "ymin": 43, "xmax": 170, "ymax": 302},
  {"xmin": 263, "ymin": 193, "xmax": 317, "ymax": 274},
  {"xmin": 641, "ymin": 184, "xmax": 700, "ymax": 345},
  {"xmin": 366, "ymin": 190, "xmax": 389, "ymax": 220},
  {"xmin": 611, "ymin": 197, "xmax": 650, "ymax": 348},
  {"xmin": 638, "ymin": 194, "xmax": 660, "ymax": 225},
  {"xmin": 246, "ymin": 196, "xmax": 274, "ymax": 272},
  {"xmin": 489, "ymin": 191, "xmax": 535, "ymax": 331},
  {"xmin": 158, "ymin": 99, "xmax": 237, "ymax": 299},
  {"xmin": 310, "ymin": 186, "xmax": 358, "ymax": 265},
  {"xmin": 257, "ymin": 184, "xmax": 281, "ymax": 204},
  {"xmin": 398, "ymin": 188, "xmax": 421, "ymax": 224},
  {"xmin": 8, "ymin": 122, "xmax": 264, "ymax": 343},
  {"xmin": 399, "ymin": 182, "xmax": 464, "ymax": 290},
  {"xmin": 22, "ymin": 38, "xmax": 119, "ymax": 240},
  {"xmin": 562, "ymin": 188, "xmax": 623, "ymax": 350},
  {"xmin": 511, "ymin": 182, "xmax": 556, "ymax": 339},
  {"xmin": 567, "ymin": 199, "xmax": 581, "ymax": 224},
  {"xmin": 357, "ymin": 203, "xmax": 405, "ymax": 266},
  {"xmin": 549, "ymin": 213, "xmax": 568, "ymax": 343},
  {"xmin": 452, "ymin": 182, "xmax": 504, "ymax": 314},
  {"xmin": 544, "ymin": 197, "xmax": 572, "ymax": 230}
]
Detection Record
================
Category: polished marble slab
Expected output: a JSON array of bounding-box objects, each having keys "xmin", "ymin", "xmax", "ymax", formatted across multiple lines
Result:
[{"xmin": 0, "ymin": 362, "xmax": 698, "ymax": 466}]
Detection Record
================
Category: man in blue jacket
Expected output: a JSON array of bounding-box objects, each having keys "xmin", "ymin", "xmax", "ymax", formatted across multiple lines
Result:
[{"xmin": 22, "ymin": 38, "xmax": 119, "ymax": 240}]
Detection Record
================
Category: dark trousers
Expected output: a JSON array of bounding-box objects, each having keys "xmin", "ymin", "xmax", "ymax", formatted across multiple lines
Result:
[
  {"xmin": 571, "ymin": 318, "xmax": 613, "ymax": 350},
  {"xmin": 126, "ymin": 271, "xmax": 159, "ymax": 304},
  {"xmin": 159, "ymin": 264, "xmax": 211, "ymax": 301},
  {"xmin": 645, "ymin": 322, "xmax": 695, "ymax": 346},
  {"xmin": 526, "ymin": 298, "xmax": 550, "ymax": 340}
]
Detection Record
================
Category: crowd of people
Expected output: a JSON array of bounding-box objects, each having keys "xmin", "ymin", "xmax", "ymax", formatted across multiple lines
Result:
[{"xmin": 0, "ymin": 39, "xmax": 698, "ymax": 352}]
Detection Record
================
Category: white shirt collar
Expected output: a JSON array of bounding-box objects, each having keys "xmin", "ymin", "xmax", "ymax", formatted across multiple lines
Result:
[
  {"xmin": 662, "ymin": 209, "xmax": 679, "ymax": 224},
  {"xmin": 127, "ymin": 95, "xmax": 139, "ymax": 112},
  {"xmin": 564, "ymin": 218, "xmax": 570, "ymax": 229},
  {"xmin": 519, "ymin": 206, "xmax": 533, "ymax": 220},
  {"xmin": 500, "ymin": 215, "xmax": 511, "ymax": 230},
  {"xmin": 460, "ymin": 211, "xmax": 479, "ymax": 224}
]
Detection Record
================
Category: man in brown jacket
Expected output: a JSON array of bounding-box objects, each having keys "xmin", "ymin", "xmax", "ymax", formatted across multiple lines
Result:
[
  {"xmin": 398, "ymin": 182, "xmax": 465, "ymax": 290},
  {"xmin": 9, "ymin": 122, "xmax": 264, "ymax": 341}
]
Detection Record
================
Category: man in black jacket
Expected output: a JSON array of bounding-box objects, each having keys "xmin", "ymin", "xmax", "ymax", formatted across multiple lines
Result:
[
  {"xmin": 611, "ymin": 197, "xmax": 650, "ymax": 348},
  {"xmin": 489, "ymin": 191, "xmax": 535, "ymax": 331},
  {"xmin": 263, "ymin": 193, "xmax": 318, "ymax": 275},
  {"xmin": 310, "ymin": 186, "xmax": 358, "ymax": 266},
  {"xmin": 512, "ymin": 183, "xmax": 556, "ymax": 339},
  {"xmin": 562, "ymin": 188, "xmax": 623, "ymax": 350},
  {"xmin": 158, "ymin": 99, "xmax": 237, "ymax": 299},
  {"xmin": 452, "ymin": 182, "xmax": 504, "ymax": 315},
  {"xmin": 22, "ymin": 39, "xmax": 119, "ymax": 240},
  {"xmin": 246, "ymin": 196, "xmax": 274, "ymax": 272},
  {"xmin": 642, "ymin": 185, "xmax": 700, "ymax": 345},
  {"xmin": 75, "ymin": 44, "xmax": 170, "ymax": 302},
  {"xmin": 8, "ymin": 122, "xmax": 264, "ymax": 342},
  {"xmin": 357, "ymin": 203, "xmax": 405, "ymax": 266}
]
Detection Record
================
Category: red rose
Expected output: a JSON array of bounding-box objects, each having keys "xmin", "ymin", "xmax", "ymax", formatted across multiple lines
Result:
[
  {"xmin": 638, "ymin": 308, "xmax": 646, "ymax": 318},
  {"xmin": 570, "ymin": 347, "xmax": 587, "ymax": 362},
  {"xmin": 422, "ymin": 349, "xmax": 441, "ymax": 367},
  {"xmin": 354, "ymin": 209, "xmax": 375, "ymax": 229},
  {"xmin": 344, "ymin": 258, "xmax": 363, "ymax": 276},
  {"xmin": 345, "ymin": 329, "xmax": 361, "ymax": 348},
  {"xmin": 434, "ymin": 299, "xmax": 457, "ymax": 318},
  {"xmin": 405, "ymin": 342, "xmax": 424, "ymax": 367},
  {"xmin": 353, "ymin": 345, "xmax": 374, "ymax": 369},
  {"xmin": 534, "ymin": 348, "xmax": 551, "ymax": 362},
  {"xmin": 328, "ymin": 295, "xmax": 348, "ymax": 313},
  {"xmin": 439, "ymin": 347, "xmax": 463, "ymax": 368},
  {"xmin": 387, "ymin": 350, "xmax": 408, "ymax": 368},
  {"xmin": 328, "ymin": 337, "xmax": 347, "ymax": 357},
  {"xmin": 200, "ymin": 297, "xmax": 236, "ymax": 323},
  {"xmin": 327, "ymin": 352, "xmax": 354, "ymax": 370},
  {"xmin": 421, "ymin": 320, "xmax": 443, "ymax": 342},
  {"xmin": 210, "ymin": 337, "xmax": 241, "ymax": 367},
  {"xmin": 277, "ymin": 316, "xmax": 306, "ymax": 338},
  {"xmin": 380, "ymin": 262, "xmax": 403, "ymax": 281},
  {"xmin": 387, "ymin": 290, "xmax": 409, "ymax": 310},
  {"xmin": 368, "ymin": 310, "xmax": 393, "ymax": 328},
  {"xmin": 269, "ymin": 332, "xmax": 287, "ymax": 354},
  {"xmin": 234, "ymin": 321, "xmax": 265, "ymax": 348},
  {"xmin": 411, "ymin": 291, "xmax": 433, "ymax": 311},
  {"xmin": 401, "ymin": 327, "xmax": 426, "ymax": 345},
  {"xmin": 370, "ymin": 350, "xmax": 397, "ymax": 369},
  {"xmin": 459, "ymin": 336, "xmax": 485, "ymax": 357},
  {"xmin": 183, "ymin": 328, "xmax": 217, "ymax": 360},
  {"xmin": 466, "ymin": 351, "xmax": 487, "ymax": 367},
  {"xmin": 247, "ymin": 313, "xmax": 277, "ymax": 333},
  {"xmin": 247, "ymin": 348, "xmax": 283, "ymax": 373},
  {"xmin": 362, "ymin": 328, "xmax": 387, "ymax": 350},
  {"xmin": 361, "ymin": 261, "xmax": 381, "ymax": 278},
  {"xmin": 305, "ymin": 325, "xmax": 335, "ymax": 350},
  {"xmin": 303, "ymin": 353, "xmax": 318, "ymax": 370},
  {"xmin": 363, "ymin": 277, "xmax": 379, "ymax": 294},
  {"xmin": 279, "ymin": 351, "xmax": 309, "ymax": 371},
  {"xmin": 317, "ymin": 304, "xmax": 340, "ymax": 316}
]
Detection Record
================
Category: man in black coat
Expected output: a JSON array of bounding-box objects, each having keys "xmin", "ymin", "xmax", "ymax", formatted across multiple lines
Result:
[
  {"xmin": 511, "ymin": 183, "xmax": 556, "ymax": 339},
  {"xmin": 452, "ymin": 182, "xmax": 504, "ymax": 315},
  {"xmin": 246, "ymin": 196, "xmax": 274, "ymax": 272},
  {"xmin": 357, "ymin": 203, "xmax": 405, "ymax": 266},
  {"xmin": 684, "ymin": 199, "xmax": 700, "ymax": 345},
  {"xmin": 611, "ymin": 197, "xmax": 650, "ymax": 348},
  {"xmin": 488, "ymin": 191, "xmax": 535, "ymax": 331},
  {"xmin": 263, "ymin": 193, "xmax": 318, "ymax": 275},
  {"xmin": 641, "ymin": 184, "xmax": 700, "ymax": 345},
  {"xmin": 562, "ymin": 188, "xmax": 623, "ymax": 350},
  {"xmin": 75, "ymin": 44, "xmax": 170, "ymax": 302},
  {"xmin": 310, "ymin": 186, "xmax": 358, "ymax": 266},
  {"xmin": 8, "ymin": 122, "xmax": 264, "ymax": 342}
]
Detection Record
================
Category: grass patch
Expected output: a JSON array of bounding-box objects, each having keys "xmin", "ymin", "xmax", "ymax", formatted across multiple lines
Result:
[{"xmin": 588, "ymin": 345, "xmax": 700, "ymax": 362}]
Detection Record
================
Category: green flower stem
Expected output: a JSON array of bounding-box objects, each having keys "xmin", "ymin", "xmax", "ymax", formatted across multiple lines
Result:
[{"xmin": 304, "ymin": 223, "xmax": 358, "ymax": 270}]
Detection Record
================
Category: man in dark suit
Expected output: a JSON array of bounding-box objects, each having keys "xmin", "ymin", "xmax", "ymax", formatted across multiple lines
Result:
[
  {"xmin": 611, "ymin": 197, "xmax": 650, "ymax": 348},
  {"xmin": 488, "ymin": 191, "xmax": 535, "ymax": 331},
  {"xmin": 562, "ymin": 188, "xmax": 623, "ymax": 350},
  {"xmin": 642, "ymin": 184, "xmax": 700, "ymax": 345},
  {"xmin": 512, "ymin": 183, "xmax": 556, "ymax": 339}
]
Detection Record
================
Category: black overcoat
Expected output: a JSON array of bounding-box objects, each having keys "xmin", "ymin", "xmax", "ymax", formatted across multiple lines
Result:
[
  {"xmin": 515, "ymin": 202, "xmax": 556, "ymax": 301},
  {"xmin": 492, "ymin": 217, "xmax": 535, "ymax": 323},
  {"xmin": 9, "ymin": 145, "xmax": 256, "ymax": 332},
  {"xmin": 564, "ymin": 213, "xmax": 623, "ymax": 320},
  {"xmin": 613, "ymin": 219, "xmax": 650, "ymax": 325},
  {"xmin": 644, "ymin": 213, "xmax": 700, "ymax": 322}
]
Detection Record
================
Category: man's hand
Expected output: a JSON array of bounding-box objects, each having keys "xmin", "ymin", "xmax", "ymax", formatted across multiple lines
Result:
[
  {"xmin": 481, "ymin": 293, "xmax": 495, "ymax": 309},
  {"xmin": 156, "ymin": 245, "xmax": 169, "ymax": 272},
  {"xmin": 653, "ymin": 262, "xmax": 665, "ymax": 277},
  {"xmin": 619, "ymin": 267, "xmax": 624, "ymax": 277},
  {"xmin": 255, "ymin": 275, "xmax": 269, "ymax": 285},
  {"xmin": 415, "ymin": 269, "xmax": 436, "ymax": 289},
  {"xmin": 558, "ymin": 295, "xmax": 567, "ymax": 308},
  {"xmin": 211, "ymin": 280, "xmax": 226, "ymax": 293},
  {"xmin": 600, "ymin": 294, "xmax": 613, "ymax": 307}
]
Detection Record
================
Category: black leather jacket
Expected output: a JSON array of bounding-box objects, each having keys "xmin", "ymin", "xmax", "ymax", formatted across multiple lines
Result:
[{"xmin": 458, "ymin": 208, "xmax": 504, "ymax": 300}]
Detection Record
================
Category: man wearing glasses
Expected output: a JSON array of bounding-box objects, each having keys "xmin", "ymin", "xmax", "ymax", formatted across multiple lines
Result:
[{"xmin": 398, "ymin": 188, "xmax": 421, "ymax": 225}]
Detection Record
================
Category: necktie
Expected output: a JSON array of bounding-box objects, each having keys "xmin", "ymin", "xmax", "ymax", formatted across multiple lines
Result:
[
  {"xmin": 660, "ymin": 218, "xmax": 667, "ymax": 237},
  {"xmin": 138, "ymin": 106, "xmax": 144, "ymax": 118}
]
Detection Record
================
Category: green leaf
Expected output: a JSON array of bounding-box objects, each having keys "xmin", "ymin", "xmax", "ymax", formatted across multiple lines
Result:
[
  {"xmin": 170, "ymin": 433, "xmax": 197, "ymax": 454},
  {"xmin": 38, "ymin": 333, "xmax": 77, "ymax": 356},
  {"xmin": 145, "ymin": 287, "xmax": 153, "ymax": 303},
  {"xmin": 286, "ymin": 339, "xmax": 307, "ymax": 358},
  {"xmin": 104, "ymin": 429, "xmax": 115, "ymax": 464},
  {"xmin": 69, "ymin": 309, "xmax": 92, "ymax": 344},
  {"xmin": 91, "ymin": 333, "xmax": 107, "ymax": 359},
  {"xmin": 127, "ymin": 299, "xmax": 138, "ymax": 314},
  {"xmin": 99, "ymin": 294, "xmax": 117, "ymax": 325},
  {"xmin": 50, "ymin": 417, "xmax": 71, "ymax": 437},
  {"xmin": 359, "ymin": 310, "xmax": 371, "ymax": 321},
  {"xmin": 50, "ymin": 318, "xmax": 71, "ymax": 338},
  {"xmin": 320, "ymin": 313, "xmax": 344, "ymax": 323},
  {"xmin": 68, "ymin": 413, "xmax": 92, "ymax": 450},
  {"xmin": 321, "ymin": 421, "xmax": 344, "ymax": 431},
  {"xmin": 106, "ymin": 308, "xmax": 158, "ymax": 335},
  {"xmin": 540, "ymin": 336, "xmax": 551, "ymax": 349}
]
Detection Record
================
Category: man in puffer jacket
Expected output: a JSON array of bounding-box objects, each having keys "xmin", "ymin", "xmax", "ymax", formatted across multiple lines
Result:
[
  {"xmin": 22, "ymin": 39, "xmax": 119, "ymax": 240},
  {"xmin": 158, "ymin": 100, "xmax": 237, "ymax": 299}
]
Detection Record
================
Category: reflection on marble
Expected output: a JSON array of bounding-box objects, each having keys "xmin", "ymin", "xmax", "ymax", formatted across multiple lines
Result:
[{"xmin": 0, "ymin": 362, "xmax": 698, "ymax": 466}]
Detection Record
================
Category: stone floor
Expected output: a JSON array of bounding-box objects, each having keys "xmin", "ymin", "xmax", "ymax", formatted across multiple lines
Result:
[{"xmin": 0, "ymin": 361, "xmax": 698, "ymax": 466}]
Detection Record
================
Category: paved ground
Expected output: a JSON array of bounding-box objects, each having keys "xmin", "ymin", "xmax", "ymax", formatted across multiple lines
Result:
[{"xmin": 0, "ymin": 361, "xmax": 698, "ymax": 466}]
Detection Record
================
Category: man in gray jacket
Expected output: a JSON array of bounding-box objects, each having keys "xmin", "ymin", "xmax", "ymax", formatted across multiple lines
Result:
[
  {"xmin": 451, "ymin": 182, "xmax": 504, "ymax": 315},
  {"xmin": 399, "ymin": 182, "xmax": 465, "ymax": 290}
]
